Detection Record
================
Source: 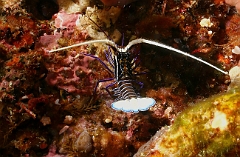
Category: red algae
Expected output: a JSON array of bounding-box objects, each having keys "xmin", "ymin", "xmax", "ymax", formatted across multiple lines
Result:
[
  {"xmin": 44, "ymin": 51, "xmax": 96, "ymax": 94},
  {"xmin": 0, "ymin": 15, "xmax": 38, "ymax": 53}
]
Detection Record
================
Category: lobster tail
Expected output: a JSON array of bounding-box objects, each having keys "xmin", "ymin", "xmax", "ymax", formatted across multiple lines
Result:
[{"xmin": 113, "ymin": 80, "xmax": 138, "ymax": 101}]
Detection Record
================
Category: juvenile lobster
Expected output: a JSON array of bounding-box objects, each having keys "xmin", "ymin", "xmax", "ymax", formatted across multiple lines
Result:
[{"xmin": 49, "ymin": 38, "xmax": 228, "ymax": 113}]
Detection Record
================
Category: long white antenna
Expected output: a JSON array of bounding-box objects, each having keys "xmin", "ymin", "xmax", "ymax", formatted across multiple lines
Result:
[
  {"xmin": 49, "ymin": 39, "xmax": 118, "ymax": 53},
  {"xmin": 122, "ymin": 38, "xmax": 228, "ymax": 75},
  {"xmin": 49, "ymin": 38, "xmax": 228, "ymax": 75}
]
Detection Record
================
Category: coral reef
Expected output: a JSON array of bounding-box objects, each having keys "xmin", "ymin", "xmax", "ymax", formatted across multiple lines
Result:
[
  {"xmin": 134, "ymin": 86, "xmax": 240, "ymax": 157},
  {"xmin": 0, "ymin": 0, "xmax": 239, "ymax": 156}
]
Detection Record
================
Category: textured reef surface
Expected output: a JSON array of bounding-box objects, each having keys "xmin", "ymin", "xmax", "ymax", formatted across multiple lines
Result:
[
  {"xmin": 0, "ymin": 0, "xmax": 239, "ymax": 156},
  {"xmin": 135, "ymin": 85, "xmax": 240, "ymax": 157}
]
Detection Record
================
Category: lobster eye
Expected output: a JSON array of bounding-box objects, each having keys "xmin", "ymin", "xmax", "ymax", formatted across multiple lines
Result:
[{"xmin": 111, "ymin": 97, "xmax": 156, "ymax": 113}]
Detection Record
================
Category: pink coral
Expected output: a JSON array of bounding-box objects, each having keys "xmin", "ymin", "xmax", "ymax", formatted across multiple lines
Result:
[
  {"xmin": 53, "ymin": 11, "xmax": 80, "ymax": 29},
  {"xmin": 36, "ymin": 11, "xmax": 86, "ymax": 51},
  {"xmin": 35, "ymin": 34, "xmax": 61, "ymax": 50},
  {"xmin": 44, "ymin": 144, "xmax": 66, "ymax": 157},
  {"xmin": 38, "ymin": 10, "xmax": 95, "ymax": 94},
  {"xmin": 45, "ymin": 51, "xmax": 96, "ymax": 93},
  {"xmin": 53, "ymin": 11, "xmax": 85, "ymax": 39}
]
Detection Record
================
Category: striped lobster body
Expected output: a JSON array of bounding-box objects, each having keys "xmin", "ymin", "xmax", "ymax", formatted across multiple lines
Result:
[
  {"xmin": 113, "ymin": 51, "xmax": 138, "ymax": 100},
  {"xmin": 113, "ymin": 80, "xmax": 138, "ymax": 101},
  {"xmin": 110, "ymin": 51, "xmax": 156, "ymax": 112}
]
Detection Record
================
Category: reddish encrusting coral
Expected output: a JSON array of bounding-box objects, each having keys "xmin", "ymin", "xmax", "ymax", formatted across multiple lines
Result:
[
  {"xmin": 44, "ymin": 51, "xmax": 97, "ymax": 94},
  {"xmin": 40, "ymin": 11, "xmax": 103, "ymax": 94},
  {"xmin": 147, "ymin": 87, "xmax": 187, "ymax": 121},
  {"xmin": 0, "ymin": 16, "xmax": 38, "ymax": 54},
  {"xmin": 12, "ymin": 128, "xmax": 49, "ymax": 152},
  {"xmin": 0, "ymin": 10, "xmax": 57, "ymax": 156}
]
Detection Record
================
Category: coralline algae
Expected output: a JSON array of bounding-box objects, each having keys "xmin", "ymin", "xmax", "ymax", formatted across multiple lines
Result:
[{"xmin": 134, "ymin": 86, "xmax": 240, "ymax": 157}]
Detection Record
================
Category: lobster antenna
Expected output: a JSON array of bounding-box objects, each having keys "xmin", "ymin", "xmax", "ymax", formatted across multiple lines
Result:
[
  {"xmin": 86, "ymin": 14, "xmax": 110, "ymax": 39},
  {"xmin": 49, "ymin": 39, "xmax": 118, "ymax": 53},
  {"xmin": 49, "ymin": 15, "xmax": 122, "ymax": 53},
  {"xmin": 121, "ymin": 38, "xmax": 228, "ymax": 75}
]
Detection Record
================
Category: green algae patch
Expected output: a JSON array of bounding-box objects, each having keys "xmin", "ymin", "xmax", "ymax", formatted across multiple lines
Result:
[{"xmin": 134, "ymin": 87, "xmax": 240, "ymax": 157}]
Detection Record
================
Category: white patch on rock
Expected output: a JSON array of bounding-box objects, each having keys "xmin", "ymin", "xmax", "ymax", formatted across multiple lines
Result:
[
  {"xmin": 200, "ymin": 18, "xmax": 213, "ymax": 27},
  {"xmin": 232, "ymin": 46, "xmax": 240, "ymax": 54},
  {"xmin": 211, "ymin": 110, "xmax": 228, "ymax": 131},
  {"xmin": 228, "ymin": 66, "xmax": 240, "ymax": 89}
]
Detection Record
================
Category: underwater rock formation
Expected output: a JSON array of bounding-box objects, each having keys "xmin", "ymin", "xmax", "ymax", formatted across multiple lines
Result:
[
  {"xmin": 0, "ymin": 0, "xmax": 239, "ymax": 156},
  {"xmin": 134, "ymin": 78, "xmax": 240, "ymax": 156}
]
